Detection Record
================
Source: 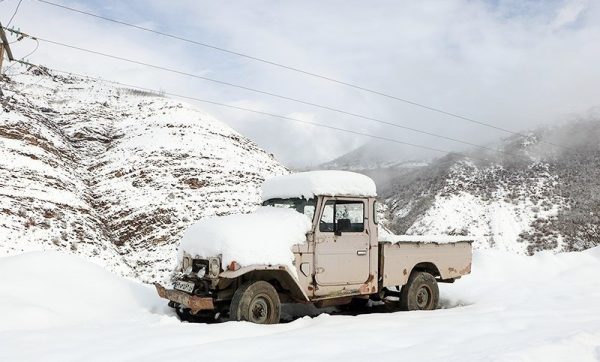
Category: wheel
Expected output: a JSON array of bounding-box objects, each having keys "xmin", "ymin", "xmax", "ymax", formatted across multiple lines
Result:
[
  {"xmin": 230, "ymin": 281, "xmax": 281, "ymax": 324},
  {"xmin": 399, "ymin": 272, "xmax": 439, "ymax": 311},
  {"xmin": 175, "ymin": 307, "xmax": 219, "ymax": 323},
  {"xmin": 175, "ymin": 307, "xmax": 191, "ymax": 321}
]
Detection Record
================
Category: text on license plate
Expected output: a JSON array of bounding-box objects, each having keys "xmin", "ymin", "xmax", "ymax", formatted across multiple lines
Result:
[{"xmin": 174, "ymin": 281, "xmax": 195, "ymax": 293}]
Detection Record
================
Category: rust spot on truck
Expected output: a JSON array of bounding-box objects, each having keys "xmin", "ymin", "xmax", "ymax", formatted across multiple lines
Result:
[
  {"xmin": 403, "ymin": 268, "xmax": 407, "ymax": 276},
  {"xmin": 459, "ymin": 264, "xmax": 472, "ymax": 275},
  {"xmin": 359, "ymin": 284, "xmax": 370, "ymax": 294},
  {"xmin": 154, "ymin": 283, "xmax": 214, "ymax": 314},
  {"xmin": 448, "ymin": 267, "xmax": 457, "ymax": 274},
  {"xmin": 358, "ymin": 274, "xmax": 375, "ymax": 294}
]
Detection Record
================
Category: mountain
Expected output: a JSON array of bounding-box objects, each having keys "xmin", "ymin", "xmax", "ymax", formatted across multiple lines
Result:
[
  {"xmin": 318, "ymin": 141, "xmax": 432, "ymax": 191},
  {"xmin": 325, "ymin": 120, "xmax": 600, "ymax": 254},
  {"xmin": 0, "ymin": 66, "xmax": 287, "ymax": 282}
]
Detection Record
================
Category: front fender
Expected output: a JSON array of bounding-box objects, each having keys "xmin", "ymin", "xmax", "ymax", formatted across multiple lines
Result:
[{"xmin": 219, "ymin": 264, "xmax": 309, "ymax": 302}]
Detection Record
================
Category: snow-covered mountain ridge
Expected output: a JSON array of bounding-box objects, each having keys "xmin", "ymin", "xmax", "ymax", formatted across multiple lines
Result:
[
  {"xmin": 324, "ymin": 120, "xmax": 600, "ymax": 255},
  {"xmin": 381, "ymin": 121, "xmax": 600, "ymax": 254},
  {"xmin": 0, "ymin": 66, "xmax": 287, "ymax": 282}
]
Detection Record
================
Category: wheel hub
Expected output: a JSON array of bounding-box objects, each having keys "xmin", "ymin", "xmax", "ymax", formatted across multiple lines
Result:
[
  {"xmin": 416, "ymin": 286, "xmax": 431, "ymax": 309},
  {"xmin": 250, "ymin": 297, "xmax": 269, "ymax": 323}
]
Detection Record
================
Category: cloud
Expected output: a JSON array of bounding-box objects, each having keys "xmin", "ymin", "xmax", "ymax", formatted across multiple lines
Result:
[{"xmin": 2, "ymin": 0, "xmax": 599, "ymax": 167}]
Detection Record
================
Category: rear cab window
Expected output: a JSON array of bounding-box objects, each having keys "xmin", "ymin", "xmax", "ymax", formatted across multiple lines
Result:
[{"xmin": 262, "ymin": 198, "xmax": 316, "ymax": 221}]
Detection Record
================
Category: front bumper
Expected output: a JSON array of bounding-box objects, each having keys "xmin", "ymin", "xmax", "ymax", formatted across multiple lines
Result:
[{"xmin": 154, "ymin": 283, "xmax": 215, "ymax": 313}]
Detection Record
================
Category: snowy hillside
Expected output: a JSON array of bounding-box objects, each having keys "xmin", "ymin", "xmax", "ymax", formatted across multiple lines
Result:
[
  {"xmin": 322, "ymin": 121, "xmax": 600, "ymax": 255},
  {"xmin": 2, "ymin": 248, "xmax": 599, "ymax": 361},
  {"xmin": 382, "ymin": 121, "xmax": 600, "ymax": 254},
  {"xmin": 0, "ymin": 66, "xmax": 287, "ymax": 282}
]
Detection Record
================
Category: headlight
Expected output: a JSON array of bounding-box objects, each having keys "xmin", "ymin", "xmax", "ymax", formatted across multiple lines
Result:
[
  {"xmin": 209, "ymin": 258, "xmax": 220, "ymax": 277},
  {"xmin": 196, "ymin": 266, "xmax": 206, "ymax": 278},
  {"xmin": 184, "ymin": 265, "xmax": 193, "ymax": 275},
  {"xmin": 182, "ymin": 256, "xmax": 191, "ymax": 271}
]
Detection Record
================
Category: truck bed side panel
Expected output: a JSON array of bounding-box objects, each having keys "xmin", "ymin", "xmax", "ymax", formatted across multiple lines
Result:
[{"xmin": 380, "ymin": 241, "xmax": 472, "ymax": 288}]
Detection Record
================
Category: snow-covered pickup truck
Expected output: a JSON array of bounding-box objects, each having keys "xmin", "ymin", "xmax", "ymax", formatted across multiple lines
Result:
[{"xmin": 155, "ymin": 171, "xmax": 473, "ymax": 324}]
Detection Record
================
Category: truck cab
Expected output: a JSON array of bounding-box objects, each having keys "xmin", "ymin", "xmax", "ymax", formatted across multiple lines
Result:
[{"xmin": 281, "ymin": 195, "xmax": 380, "ymax": 300}]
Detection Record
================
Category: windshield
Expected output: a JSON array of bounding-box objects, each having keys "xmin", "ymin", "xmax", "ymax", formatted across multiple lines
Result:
[{"xmin": 262, "ymin": 198, "xmax": 316, "ymax": 221}]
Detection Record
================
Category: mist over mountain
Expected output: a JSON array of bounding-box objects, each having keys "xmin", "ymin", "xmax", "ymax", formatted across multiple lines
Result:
[
  {"xmin": 317, "ymin": 141, "xmax": 436, "ymax": 191},
  {"xmin": 323, "ymin": 119, "xmax": 600, "ymax": 254}
]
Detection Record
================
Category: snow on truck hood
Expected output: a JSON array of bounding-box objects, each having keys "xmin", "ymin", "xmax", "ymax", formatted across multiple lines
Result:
[
  {"xmin": 261, "ymin": 170, "xmax": 376, "ymax": 201},
  {"xmin": 178, "ymin": 207, "xmax": 312, "ymax": 275}
]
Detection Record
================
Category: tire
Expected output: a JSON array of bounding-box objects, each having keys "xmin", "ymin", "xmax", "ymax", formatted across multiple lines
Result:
[
  {"xmin": 230, "ymin": 281, "xmax": 281, "ymax": 324},
  {"xmin": 399, "ymin": 272, "xmax": 439, "ymax": 311},
  {"xmin": 175, "ymin": 307, "xmax": 191, "ymax": 321}
]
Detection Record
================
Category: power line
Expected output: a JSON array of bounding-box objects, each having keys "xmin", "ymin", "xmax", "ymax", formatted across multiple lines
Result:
[
  {"xmin": 1, "ymin": 27, "xmax": 528, "ymax": 160},
  {"xmin": 11, "ymin": 60, "xmax": 498, "ymax": 163},
  {"xmin": 36, "ymin": 0, "xmax": 571, "ymax": 151},
  {"xmin": 6, "ymin": 0, "xmax": 23, "ymax": 27}
]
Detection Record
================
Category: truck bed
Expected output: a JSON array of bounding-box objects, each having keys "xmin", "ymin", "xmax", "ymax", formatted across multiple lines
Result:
[{"xmin": 378, "ymin": 235, "xmax": 474, "ymax": 288}]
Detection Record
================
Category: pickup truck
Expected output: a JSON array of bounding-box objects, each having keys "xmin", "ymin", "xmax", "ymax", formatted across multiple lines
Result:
[{"xmin": 155, "ymin": 171, "xmax": 473, "ymax": 324}]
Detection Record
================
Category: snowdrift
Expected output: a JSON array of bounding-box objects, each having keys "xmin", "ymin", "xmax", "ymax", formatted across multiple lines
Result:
[
  {"xmin": 178, "ymin": 207, "xmax": 312, "ymax": 274},
  {"xmin": 1, "ymin": 248, "xmax": 599, "ymax": 361},
  {"xmin": 0, "ymin": 252, "xmax": 167, "ymax": 331}
]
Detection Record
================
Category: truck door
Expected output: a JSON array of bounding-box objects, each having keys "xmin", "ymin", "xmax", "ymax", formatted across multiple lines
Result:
[{"xmin": 314, "ymin": 198, "xmax": 370, "ymax": 288}]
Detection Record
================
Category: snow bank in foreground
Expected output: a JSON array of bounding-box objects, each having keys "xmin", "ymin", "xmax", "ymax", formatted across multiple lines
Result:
[
  {"xmin": 0, "ymin": 252, "xmax": 167, "ymax": 331},
  {"xmin": 262, "ymin": 170, "xmax": 376, "ymax": 200},
  {"xmin": 0, "ymin": 248, "xmax": 599, "ymax": 361},
  {"xmin": 178, "ymin": 207, "xmax": 312, "ymax": 274}
]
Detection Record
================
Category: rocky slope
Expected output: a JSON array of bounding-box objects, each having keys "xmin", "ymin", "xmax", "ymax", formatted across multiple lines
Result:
[
  {"xmin": 324, "ymin": 120, "xmax": 600, "ymax": 254},
  {"xmin": 0, "ymin": 66, "xmax": 287, "ymax": 282}
]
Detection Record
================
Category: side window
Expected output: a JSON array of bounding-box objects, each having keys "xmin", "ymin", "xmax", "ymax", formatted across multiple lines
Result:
[
  {"xmin": 319, "ymin": 201, "xmax": 335, "ymax": 232},
  {"xmin": 319, "ymin": 200, "xmax": 365, "ymax": 232}
]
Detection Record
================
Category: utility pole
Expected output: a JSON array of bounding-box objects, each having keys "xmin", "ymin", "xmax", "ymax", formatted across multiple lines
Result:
[
  {"xmin": 0, "ymin": 22, "xmax": 15, "ymax": 74},
  {"xmin": 0, "ymin": 22, "xmax": 15, "ymax": 97}
]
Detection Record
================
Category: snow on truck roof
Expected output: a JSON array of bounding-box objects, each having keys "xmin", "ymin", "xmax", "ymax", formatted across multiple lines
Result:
[{"xmin": 261, "ymin": 170, "xmax": 377, "ymax": 201}]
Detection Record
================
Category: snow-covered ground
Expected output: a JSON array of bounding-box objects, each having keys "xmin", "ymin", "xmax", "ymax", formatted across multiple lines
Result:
[{"xmin": 1, "ymin": 248, "xmax": 599, "ymax": 362}]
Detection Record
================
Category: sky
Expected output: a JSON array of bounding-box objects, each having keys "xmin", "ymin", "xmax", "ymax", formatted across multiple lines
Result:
[{"xmin": 1, "ymin": 0, "xmax": 599, "ymax": 167}]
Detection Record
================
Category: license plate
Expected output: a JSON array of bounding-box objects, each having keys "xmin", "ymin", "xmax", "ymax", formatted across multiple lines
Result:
[{"xmin": 174, "ymin": 280, "xmax": 195, "ymax": 293}]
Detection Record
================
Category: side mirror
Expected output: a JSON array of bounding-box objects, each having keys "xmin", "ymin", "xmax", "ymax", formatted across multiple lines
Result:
[{"xmin": 336, "ymin": 218, "xmax": 351, "ymax": 236}]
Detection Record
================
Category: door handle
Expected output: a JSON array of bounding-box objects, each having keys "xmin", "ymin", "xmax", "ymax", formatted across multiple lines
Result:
[{"xmin": 356, "ymin": 250, "xmax": 367, "ymax": 256}]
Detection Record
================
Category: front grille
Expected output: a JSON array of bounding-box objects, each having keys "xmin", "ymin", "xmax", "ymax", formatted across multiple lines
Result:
[
  {"xmin": 192, "ymin": 259, "xmax": 209, "ymax": 273},
  {"xmin": 193, "ymin": 279, "xmax": 211, "ymax": 296}
]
